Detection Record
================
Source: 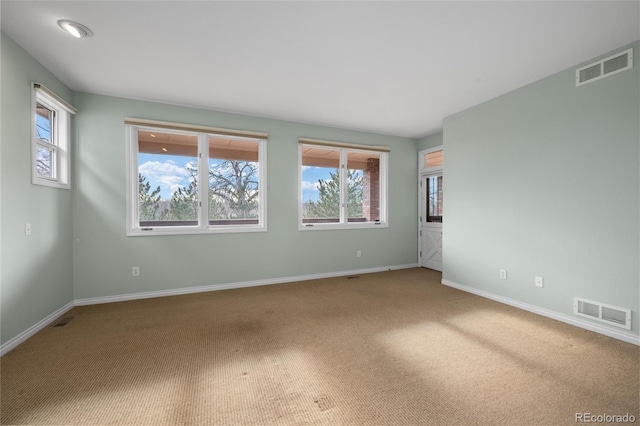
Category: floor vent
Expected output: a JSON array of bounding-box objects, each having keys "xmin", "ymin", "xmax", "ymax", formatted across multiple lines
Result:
[
  {"xmin": 346, "ymin": 276, "xmax": 360, "ymax": 280},
  {"xmin": 576, "ymin": 48, "xmax": 633, "ymax": 86},
  {"xmin": 574, "ymin": 298, "xmax": 631, "ymax": 330},
  {"xmin": 53, "ymin": 317, "xmax": 74, "ymax": 327}
]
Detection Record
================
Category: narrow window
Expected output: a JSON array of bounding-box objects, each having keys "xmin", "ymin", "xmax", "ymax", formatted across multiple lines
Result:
[
  {"xmin": 32, "ymin": 84, "xmax": 75, "ymax": 188},
  {"xmin": 426, "ymin": 175, "xmax": 443, "ymax": 223},
  {"xmin": 301, "ymin": 146, "xmax": 341, "ymax": 223},
  {"xmin": 348, "ymin": 151, "xmax": 381, "ymax": 223},
  {"xmin": 424, "ymin": 150, "xmax": 443, "ymax": 168}
]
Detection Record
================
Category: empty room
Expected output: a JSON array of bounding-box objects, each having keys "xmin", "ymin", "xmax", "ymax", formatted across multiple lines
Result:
[{"xmin": 1, "ymin": 1, "xmax": 638, "ymax": 425}]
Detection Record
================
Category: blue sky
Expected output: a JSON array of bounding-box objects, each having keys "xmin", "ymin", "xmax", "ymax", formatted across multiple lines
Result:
[
  {"xmin": 35, "ymin": 114, "xmax": 50, "ymax": 140},
  {"xmin": 139, "ymin": 153, "xmax": 195, "ymax": 199},
  {"xmin": 139, "ymin": 155, "xmax": 335, "ymax": 201},
  {"xmin": 301, "ymin": 166, "xmax": 336, "ymax": 203}
]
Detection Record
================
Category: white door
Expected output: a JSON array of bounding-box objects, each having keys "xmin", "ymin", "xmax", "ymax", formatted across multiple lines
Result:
[{"xmin": 420, "ymin": 173, "xmax": 443, "ymax": 271}]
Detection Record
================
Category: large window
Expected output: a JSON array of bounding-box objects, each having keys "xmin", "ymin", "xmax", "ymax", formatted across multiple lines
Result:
[
  {"xmin": 32, "ymin": 84, "xmax": 75, "ymax": 189},
  {"xmin": 299, "ymin": 139, "xmax": 388, "ymax": 229},
  {"xmin": 127, "ymin": 119, "xmax": 267, "ymax": 236}
]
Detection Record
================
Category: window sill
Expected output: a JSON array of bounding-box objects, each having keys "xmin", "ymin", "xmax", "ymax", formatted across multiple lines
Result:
[
  {"xmin": 127, "ymin": 225, "xmax": 267, "ymax": 237},
  {"xmin": 298, "ymin": 222, "xmax": 388, "ymax": 231},
  {"xmin": 32, "ymin": 177, "xmax": 70, "ymax": 190}
]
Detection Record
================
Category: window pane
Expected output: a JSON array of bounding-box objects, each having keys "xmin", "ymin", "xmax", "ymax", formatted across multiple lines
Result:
[
  {"xmin": 35, "ymin": 103, "xmax": 54, "ymax": 145},
  {"xmin": 347, "ymin": 151, "xmax": 380, "ymax": 223},
  {"xmin": 425, "ymin": 150, "xmax": 443, "ymax": 168},
  {"xmin": 208, "ymin": 136, "xmax": 260, "ymax": 225},
  {"xmin": 301, "ymin": 146, "xmax": 340, "ymax": 223},
  {"xmin": 137, "ymin": 130, "xmax": 198, "ymax": 226},
  {"xmin": 36, "ymin": 145, "xmax": 54, "ymax": 178},
  {"xmin": 427, "ymin": 175, "xmax": 443, "ymax": 222}
]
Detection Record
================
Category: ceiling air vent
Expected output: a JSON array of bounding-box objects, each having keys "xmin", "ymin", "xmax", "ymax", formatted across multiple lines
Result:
[
  {"xmin": 576, "ymin": 48, "xmax": 633, "ymax": 86},
  {"xmin": 574, "ymin": 297, "xmax": 631, "ymax": 330}
]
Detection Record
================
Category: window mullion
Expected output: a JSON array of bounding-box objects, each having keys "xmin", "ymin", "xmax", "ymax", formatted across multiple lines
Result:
[
  {"xmin": 52, "ymin": 112, "xmax": 59, "ymax": 179},
  {"xmin": 340, "ymin": 149, "xmax": 347, "ymax": 224},
  {"xmin": 129, "ymin": 123, "xmax": 265, "ymax": 236},
  {"xmin": 198, "ymin": 134, "xmax": 209, "ymax": 229},
  {"xmin": 130, "ymin": 127, "xmax": 141, "ymax": 230}
]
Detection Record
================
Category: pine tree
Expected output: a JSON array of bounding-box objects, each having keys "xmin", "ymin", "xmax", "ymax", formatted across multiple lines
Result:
[
  {"xmin": 304, "ymin": 169, "xmax": 363, "ymax": 219},
  {"xmin": 162, "ymin": 180, "xmax": 199, "ymax": 221},
  {"xmin": 138, "ymin": 174, "xmax": 162, "ymax": 221}
]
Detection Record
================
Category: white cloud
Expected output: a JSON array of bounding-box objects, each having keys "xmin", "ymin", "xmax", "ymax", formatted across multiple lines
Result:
[
  {"xmin": 139, "ymin": 160, "xmax": 191, "ymax": 196},
  {"xmin": 301, "ymin": 181, "xmax": 319, "ymax": 191}
]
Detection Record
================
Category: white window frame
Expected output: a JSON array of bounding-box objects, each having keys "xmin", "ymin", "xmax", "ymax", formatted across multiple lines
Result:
[
  {"xmin": 126, "ymin": 120, "xmax": 267, "ymax": 236},
  {"xmin": 419, "ymin": 145, "xmax": 444, "ymax": 175},
  {"xmin": 298, "ymin": 139, "xmax": 389, "ymax": 231},
  {"xmin": 32, "ymin": 84, "xmax": 74, "ymax": 189}
]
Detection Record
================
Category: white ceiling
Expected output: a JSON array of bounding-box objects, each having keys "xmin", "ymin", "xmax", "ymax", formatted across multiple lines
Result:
[{"xmin": 2, "ymin": 1, "xmax": 639, "ymax": 138}]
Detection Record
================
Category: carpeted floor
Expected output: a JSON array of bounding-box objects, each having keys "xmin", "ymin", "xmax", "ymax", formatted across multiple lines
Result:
[{"xmin": 1, "ymin": 268, "xmax": 638, "ymax": 425}]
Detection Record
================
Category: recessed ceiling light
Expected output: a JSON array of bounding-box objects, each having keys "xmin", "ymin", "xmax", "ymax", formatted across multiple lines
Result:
[
  {"xmin": 161, "ymin": 147, "xmax": 168, "ymax": 152},
  {"xmin": 57, "ymin": 20, "xmax": 93, "ymax": 38}
]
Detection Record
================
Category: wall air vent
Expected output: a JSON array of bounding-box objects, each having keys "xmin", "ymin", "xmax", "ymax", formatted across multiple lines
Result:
[
  {"xmin": 574, "ymin": 297, "xmax": 631, "ymax": 330},
  {"xmin": 576, "ymin": 48, "xmax": 633, "ymax": 86}
]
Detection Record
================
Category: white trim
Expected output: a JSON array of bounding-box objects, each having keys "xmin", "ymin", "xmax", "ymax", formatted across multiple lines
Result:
[
  {"xmin": 299, "ymin": 222, "xmax": 389, "ymax": 231},
  {"xmin": 6, "ymin": 265, "xmax": 637, "ymax": 357},
  {"xmin": 125, "ymin": 117, "xmax": 267, "ymax": 140},
  {"xmin": 419, "ymin": 145, "xmax": 444, "ymax": 175},
  {"xmin": 441, "ymin": 279, "xmax": 640, "ymax": 346},
  {"xmin": 33, "ymin": 83, "xmax": 76, "ymax": 114},
  {"xmin": 298, "ymin": 137, "xmax": 389, "ymax": 152},
  {"xmin": 574, "ymin": 297, "xmax": 631, "ymax": 330},
  {"xmin": 299, "ymin": 142, "xmax": 389, "ymax": 230},
  {"xmin": 75, "ymin": 263, "xmax": 419, "ymax": 306},
  {"xmin": 418, "ymin": 146, "xmax": 444, "ymax": 269},
  {"xmin": 0, "ymin": 302, "xmax": 74, "ymax": 356},
  {"xmin": 2, "ymin": 264, "xmax": 417, "ymax": 356},
  {"xmin": 32, "ymin": 88, "xmax": 71, "ymax": 189},
  {"xmin": 126, "ymin": 123, "xmax": 267, "ymax": 236},
  {"xmin": 575, "ymin": 47, "xmax": 633, "ymax": 86}
]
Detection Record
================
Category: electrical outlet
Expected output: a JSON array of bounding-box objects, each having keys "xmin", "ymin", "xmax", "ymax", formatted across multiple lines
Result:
[
  {"xmin": 356, "ymin": 250, "xmax": 362, "ymax": 258},
  {"xmin": 132, "ymin": 267, "xmax": 140, "ymax": 277},
  {"xmin": 535, "ymin": 276, "xmax": 544, "ymax": 288},
  {"xmin": 499, "ymin": 269, "xmax": 507, "ymax": 280}
]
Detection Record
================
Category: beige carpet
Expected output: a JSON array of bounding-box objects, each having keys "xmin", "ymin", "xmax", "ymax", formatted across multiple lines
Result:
[{"xmin": 1, "ymin": 268, "xmax": 638, "ymax": 425}]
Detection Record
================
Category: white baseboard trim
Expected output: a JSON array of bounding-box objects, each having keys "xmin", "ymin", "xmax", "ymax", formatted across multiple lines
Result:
[
  {"xmin": 73, "ymin": 263, "xmax": 419, "ymax": 306},
  {"xmin": 442, "ymin": 279, "xmax": 640, "ymax": 346},
  {"xmin": 0, "ymin": 301, "xmax": 74, "ymax": 357},
  {"xmin": 2, "ymin": 264, "xmax": 417, "ymax": 356}
]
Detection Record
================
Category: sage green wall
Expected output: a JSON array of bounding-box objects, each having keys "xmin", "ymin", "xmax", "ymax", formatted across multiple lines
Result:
[
  {"xmin": 1, "ymin": 34, "xmax": 75, "ymax": 346},
  {"xmin": 7, "ymin": 25, "xmax": 635, "ymax": 350},
  {"xmin": 417, "ymin": 131, "xmax": 443, "ymax": 151},
  {"xmin": 72, "ymin": 93, "xmax": 418, "ymax": 299},
  {"xmin": 443, "ymin": 41, "xmax": 640, "ymax": 336}
]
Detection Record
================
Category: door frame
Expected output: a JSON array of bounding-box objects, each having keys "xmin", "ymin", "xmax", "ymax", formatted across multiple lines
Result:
[
  {"xmin": 418, "ymin": 145, "xmax": 444, "ymax": 269},
  {"xmin": 420, "ymin": 172, "xmax": 443, "ymax": 270}
]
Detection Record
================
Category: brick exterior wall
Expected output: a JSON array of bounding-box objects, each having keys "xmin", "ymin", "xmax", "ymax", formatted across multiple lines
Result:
[{"xmin": 363, "ymin": 157, "xmax": 380, "ymax": 221}]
